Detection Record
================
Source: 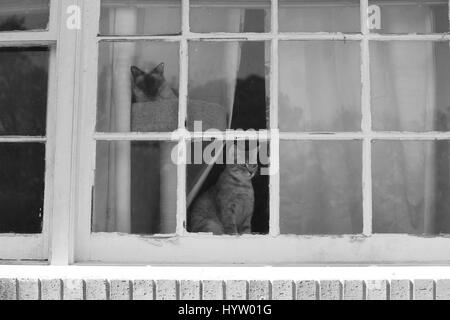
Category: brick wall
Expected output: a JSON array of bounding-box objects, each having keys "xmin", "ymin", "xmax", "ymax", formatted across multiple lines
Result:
[{"xmin": 1, "ymin": 278, "xmax": 449, "ymax": 300}]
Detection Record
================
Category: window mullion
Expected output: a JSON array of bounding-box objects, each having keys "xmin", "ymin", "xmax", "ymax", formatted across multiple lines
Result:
[
  {"xmin": 49, "ymin": 0, "xmax": 84, "ymax": 265},
  {"xmin": 176, "ymin": 0, "xmax": 190, "ymax": 235},
  {"xmin": 48, "ymin": 0, "xmax": 61, "ymax": 36},
  {"xmin": 361, "ymin": 0, "xmax": 373, "ymax": 236},
  {"xmin": 269, "ymin": 0, "xmax": 280, "ymax": 237}
]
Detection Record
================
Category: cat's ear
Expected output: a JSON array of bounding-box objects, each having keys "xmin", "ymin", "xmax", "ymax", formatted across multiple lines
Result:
[
  {"xmin": 153, "ymin": 63, "xmax": 165, "ymax": 76},
  {"xmin": 131, "ymin": 66, "xmax": 145, "ymax": 79}
]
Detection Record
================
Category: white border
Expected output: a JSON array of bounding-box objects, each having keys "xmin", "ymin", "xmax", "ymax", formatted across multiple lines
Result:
[{"xmin": 73, "ymin": 0, "xmax": 450, "ymax": 265}]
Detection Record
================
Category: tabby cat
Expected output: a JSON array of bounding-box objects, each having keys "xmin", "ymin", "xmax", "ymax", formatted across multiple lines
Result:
[
  {"xmin": 130, "ymin": 63, "xmax": 177, "ymax": 103},
  {"xmin": 188, "ymin": 145, "xmax": 258, "ymax": 235}
]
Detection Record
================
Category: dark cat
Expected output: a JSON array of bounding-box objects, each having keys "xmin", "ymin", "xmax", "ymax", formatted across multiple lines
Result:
[
  {"xmin": 130, "ymin": 63, "xmax": 177, "ymax": 103},
  {"xmin": 188, "ymin": 145, "xmax": 258, "ymax": 235}
]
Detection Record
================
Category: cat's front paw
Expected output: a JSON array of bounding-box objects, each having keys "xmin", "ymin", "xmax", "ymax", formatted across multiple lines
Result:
[{"xmin": 223, "ymin": 226, "xmax": 239, "ymax": 235}]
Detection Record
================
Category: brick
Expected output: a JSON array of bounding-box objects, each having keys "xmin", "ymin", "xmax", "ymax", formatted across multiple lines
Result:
[
  {"xmin": 344, "ymin": 280, "xmax": 365, "ymax": 300},
  {"xmin": 390, "ymin": 280, "xmax": 412, "ymax": 300},
  {"xmin": 18, "ymin": 279, "xmax": 39, "ymax": 300},
  {"xmin": 0, "ymin": 278, "xmax": 17, "ymax": 300},
  {"xmin": 436, "ymin": 280, "xmax": 450, "ymax": 300},
  {"xmin": 226, "ymin": 280, "xmax": 248, "ymax": 300},
  {"xmin": 296, "ymin": 280, "xmax": 318, "ymax": 300},
  {"xmin": 249, "ymin": 281, "xmax": 270, "ymax": 300},
  {"xmin": 414, "ymin": 279, "xmax": 435, "ymax": 300},
  {"xmin": 110, "ymin": 280, "xmax": 131, "ymax": 300},
  {"xmin": 63, "ymin": 279, "xmax": 84, "ymax": 300},
  {"xmin": 366, "ymin": 280, "xmax": 389, "ymax": 300},
  {"xmin": 41, "ymin": 279, "xmax": 62, "ymax": 300},
  {"xmin": 272, "ymin": 280, "xmax": 294, "ymax": 300},
  {"xmin": 156, "ymin": 280, "xmax": 178, "ymax": 300},
  {"xmin": 133, "ymin": 280, "xmax": 154, "ymax": 300},
  {"xmin": 180, "ymin": 280, "xmax": 201, "ymax": 300},
  {"xmin": 85, "ymin": 279, "xmax": 108, "ymax": 300},
  {"xmin": 320, "ymin": 280, "xmax": 342, "ymax": 300},
  {"xmin": 202, "ymin": 280, "xmax": 224, "ymax": 300}
]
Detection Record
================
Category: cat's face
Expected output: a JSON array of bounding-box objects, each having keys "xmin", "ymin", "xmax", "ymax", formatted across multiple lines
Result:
[
  {"xmin": 227, "ymin": 146, "xmax": 259, "ymax": 180},
  {"xmin": 131, "ymin": 63, "xmax": 166, "ymax": 103},
  {"xmin": 229, "ymin": 163, "xmax": 258, "ymax": 180}
]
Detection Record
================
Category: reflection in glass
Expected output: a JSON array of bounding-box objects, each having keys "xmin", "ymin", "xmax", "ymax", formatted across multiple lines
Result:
[
  {"xmin": 0, "ymin": 47, "xmax": 49, "ymax": 136},
  {"xmin": 0, "ymin": 143, "xmax": 45, "ymax": 234},
  {"xmin": 280, "ymin": 140, "xmax": 362, "ymax": 235},
  {"xmin": 279, "ymin": 41, "xmax": 361, "ymax": 132},
  {"xmin": 189, "ymin": 41, "xmax": 269, "ymax": 131},
  {"xmin": 97, "ymin": 41, "xmax": 179, "ymax": 133},
  {"xmin": 93, "ymin": 141, "xmax": 177, "ymax": 235},
  {"xmin": 373, "ymin": 140, "xmax": 450, "ymax": 235},
  {"xmin": 0, "ymin": 0, "xmax": 49, "ymax": 32},
  {"xmin": 371, "ymin": 41, "xmax": 450, "ymax": 131},
  {"xmin": 190, "ymin": 0, "xmax": 270, "ymax": 33},
  {"xmin": 279, "ymin": 0, "xmax": 360, "ymax": 33},
  {"xmin": 100, "ymin": 0, "xmax": 181, "ymax": 35},
  {"xmin": 369, "ymin": 0, "xmax": 448, "ymax": 34}
]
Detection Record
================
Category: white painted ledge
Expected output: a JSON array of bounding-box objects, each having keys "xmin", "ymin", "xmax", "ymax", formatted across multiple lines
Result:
[{"xmin": 1, "ymin": 265, "xmax": 450, "ymax": 281}]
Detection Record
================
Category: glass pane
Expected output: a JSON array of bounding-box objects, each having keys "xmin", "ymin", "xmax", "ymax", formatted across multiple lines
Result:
[
  {"xmin": 0, "ymin": 47, "xmax": 49, "ymax": 136},
  {"xmin": 280, "ymin": 140, "xmax": 362, "ymax": 235},
  {"xmin": 189, "ymin": 41, "xmax": 269, "ymax": 132},
  {"xmin": 279, "ymin": 0, "xmax": 360, "ymax": 33},
  {"xmin": 97, "ymin": 41, "xmax": 179, "ymax": 133},
  {"xmin": 93, "ymin": 141, "xmax": 177, "ymax": 235},
  {"xmin": 373, "ymin": 140, "xmax": 450, "ymax": 235},
  {"xmin": 279, "ymin": 41, "xmax": 361, "ymax": 132},
  {"xmin": 371, "ymin": 41, "xmax": 450, "ymax": 131},
  {"xmin": 369, "ymin": 0, "xmax": 448, "ymax": 34},
  {"xmin": 0, "ymin": 0, "xmax": 49, "ymax": 32},
  {"xmin": 187, "ymin": 140, "xmax": 269, "ymax": 235},
  {"xmin": 0, "ymin": 143, "xmax": 45, "ymax": 234},
  {"xmin": 100, "ymin": 0, "xmax": 181, "ymax": 35},
  {"xmin": 190, "ymin": 0, "xmax": 270, "ymax": 33}
]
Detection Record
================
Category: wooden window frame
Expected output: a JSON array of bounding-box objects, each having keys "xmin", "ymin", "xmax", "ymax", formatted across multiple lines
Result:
[
  {"xmin": 3, "ymin": 0, "xmax": 450, "ymax": 265},
  {"xmin": 72, "ymin": 0, "xmax": 450, "ymax": 265},
  {"xmin": 0, "ymin": 0, "xmax": 81, "ymax": 262}
]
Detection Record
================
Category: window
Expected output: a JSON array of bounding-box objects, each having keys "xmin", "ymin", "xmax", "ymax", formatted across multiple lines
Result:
[
  {"xmin": 2, "ymin": 0, "xmax": 450, "ymax": 265},
  {"xmin": 71, "ymin": 0, "xmax": 450, "ymax": 265},
  {"xmin": 0, "ymin": 0, "xmax": 54, "ymax": 261}
]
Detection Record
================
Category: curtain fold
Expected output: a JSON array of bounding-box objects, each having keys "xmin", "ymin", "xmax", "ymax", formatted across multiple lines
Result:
[
  {"xmin": 279, "ymin": 4, "xmax": 442, "ymax": 234},
  {"xmin": 95, "ymin": 6, "xmax": 245, "ymax": 233},
  {"xmin": 186, "ymin": 9, "xmax": 245, "ymax": 207},
  {"xmin": 371, "ymin": 7, "xmax": 436, "ymax": 234}
]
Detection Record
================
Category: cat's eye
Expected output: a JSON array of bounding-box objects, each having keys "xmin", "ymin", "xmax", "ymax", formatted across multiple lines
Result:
[
  {"xmin": 96, "ymin": 41, "xmax": 180, "ymax": 133},
  {"xmin": 190, "ymin": 0, "xmax": 271, "ymax": 33},
  {"xmin": 279, "ymin": 41, "xmax": 361, "ymax": 132},
  {"xmin": 0, "ymin": 0, "xmax": 50, "ymax": 32},
  {"xmin": 100, "ymin": 0, "xmax": 182, "ymax": 36},
  {"xmin": 371, "ymin": 41, "xmax": 450, "ymax": 132},
  {"xmin": 186, "ymin": 139, "xmax": 270, "ymax": 235}
]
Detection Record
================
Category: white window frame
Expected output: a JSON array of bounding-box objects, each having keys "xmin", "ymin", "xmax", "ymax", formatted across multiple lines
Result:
[
  {"xmin": 4, "ymin": 0, "xmax": 449, "ymax": 265},
  {"xmin": 0, "ymin": 0, "xmax": 83, "ymax": 263}
]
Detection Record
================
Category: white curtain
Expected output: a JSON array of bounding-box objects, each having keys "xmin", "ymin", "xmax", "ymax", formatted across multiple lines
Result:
[
  {"xmin": 186, "ymin": 9, "xmax": 245, "ymax": 206},
  {"xmin": 94, "ymin": 5, "xmax": 244, "ymax": 233},
  {"xmin": 370, "ymin": 6, "xmax": 437, "ymax": 234},
  {"xmin": 279, "ymin": 4, "xmax": 443, "ymax": 234}
]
